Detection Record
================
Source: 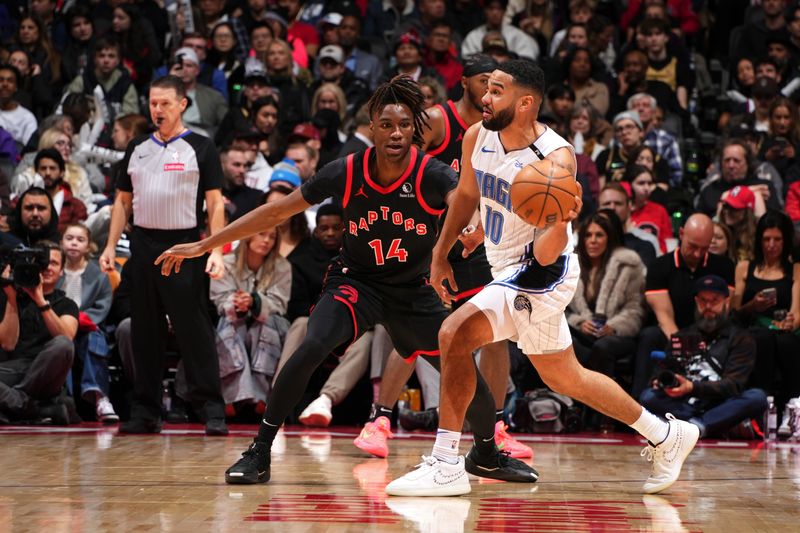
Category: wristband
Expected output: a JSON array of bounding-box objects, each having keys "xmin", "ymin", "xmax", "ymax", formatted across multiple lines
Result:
[{"xmin": 38, "ymin": 303, "xmax": 52, "ymax": 313}]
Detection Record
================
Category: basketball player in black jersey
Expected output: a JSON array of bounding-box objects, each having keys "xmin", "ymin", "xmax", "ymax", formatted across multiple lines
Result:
[
  {"xmin": 360, "ymin": 55, "xmax": 533, "ymax": 460},
  {"xmin": 157, "ymin": 76, "xmax": 537, "ymax": 486}
]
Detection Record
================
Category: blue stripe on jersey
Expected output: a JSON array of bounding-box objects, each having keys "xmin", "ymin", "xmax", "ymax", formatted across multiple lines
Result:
[{"xmin": 490, "ymin": 254, "xmax": 570, "ymax": 294}]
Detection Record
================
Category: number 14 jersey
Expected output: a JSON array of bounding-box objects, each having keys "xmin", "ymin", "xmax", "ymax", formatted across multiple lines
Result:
[{"xmin": 301, "ymin": 146, "xmax": 458, "ymax": 286}]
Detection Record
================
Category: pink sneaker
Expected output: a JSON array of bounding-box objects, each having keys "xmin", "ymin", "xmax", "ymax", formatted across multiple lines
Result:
[
  {"xmin": 494, "ymin": 421, "xmax": 534, "ymax": 459},
  {"xmin": 353, "ymin": 416, "xmax": 393, "ymax": 458}
]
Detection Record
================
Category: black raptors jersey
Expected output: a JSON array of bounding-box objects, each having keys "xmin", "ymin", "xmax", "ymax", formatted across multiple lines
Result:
[
  {"xmin": 301, "ymin": 146, "xmax": 457, "ymax": 285},
  {"xmin": 427, "ymin": 100, "xmax": 469, "ymax": 174}
]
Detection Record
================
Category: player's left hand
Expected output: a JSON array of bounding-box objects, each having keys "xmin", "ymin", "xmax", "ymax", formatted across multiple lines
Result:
[
  {"xmin": 430, "ymin": 253, "xmax": 457, "ymax": 305},
  {"xmin": 664, "ymin": 374, "xmax": 693, "ymax": 398},
  {"xmin": 155, "ymin": 240, "xmax": 210, "ymax": 276},
  {"xmin": 458, "ymin": 223, "xmax": 484, "ymax": 258},
  {"xmin": 205, "ymin": 251, "xmax": 225, "ymax": 280},
  {"xmin": 564, "ymin": 182, "xmax": 583, "ymax": 223}
]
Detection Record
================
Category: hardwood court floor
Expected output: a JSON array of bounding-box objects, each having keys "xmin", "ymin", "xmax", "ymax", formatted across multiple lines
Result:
[{"xmin": 0, "ymin": 424, "xmax": 798, "ymax": 533}]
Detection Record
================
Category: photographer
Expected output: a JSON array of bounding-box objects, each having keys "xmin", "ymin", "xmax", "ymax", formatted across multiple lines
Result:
[
  {"xmin": 639, "ymin": 275, "xmax": 767, "ymax": 438},
  {"xmin": 0, "ymin": 242, "xmax": 78, "ymax": 424}
]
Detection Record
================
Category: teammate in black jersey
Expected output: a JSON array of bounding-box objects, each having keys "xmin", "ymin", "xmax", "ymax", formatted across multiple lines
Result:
[{"xmin": 157, "ymin": 76, "xmax": 538, "ymax": 486}]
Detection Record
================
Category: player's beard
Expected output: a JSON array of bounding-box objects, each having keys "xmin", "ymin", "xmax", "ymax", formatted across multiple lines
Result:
[{"xmin": 483, "ymin": 106, "xmax": 515, "ymax": 131}]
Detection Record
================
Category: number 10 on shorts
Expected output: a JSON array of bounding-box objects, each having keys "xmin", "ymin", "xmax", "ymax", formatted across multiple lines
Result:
[{"xmin": 368, "ymin": 239, "xmax": 408, "ymax": 265}]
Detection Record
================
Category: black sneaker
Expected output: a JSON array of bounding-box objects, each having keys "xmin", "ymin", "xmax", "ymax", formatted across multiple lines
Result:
[
  {"xmin": 119, "ymin": 418, "xmax": 162, "ymax": 434},
  {"xmin": 38, "ymin": 403, "xmax": 70, "ymax": 425},
  {"xmin": 398, "ymin": 407, "xmax": 438, "ymax": 431},
  {"xmin": 206, "ymin": 418, "xmax": 229, "ymax": 436},
  {"xmin": 465, "ymin": 446, "xmax": 539, "ymax": 483},
  {"xmin": 225, "ymin": 440, "xmax": 271, "ymax": 484}
]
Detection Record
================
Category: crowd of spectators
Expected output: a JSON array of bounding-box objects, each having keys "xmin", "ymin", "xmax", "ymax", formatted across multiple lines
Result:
[{"xmin": 0, "ymin": 0, "xmax": 799, "ymax": 440}]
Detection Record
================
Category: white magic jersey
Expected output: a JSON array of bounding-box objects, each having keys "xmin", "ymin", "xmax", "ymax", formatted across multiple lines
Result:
[{"xmin": 471, "ymin": 125, "xmax": 574, "ymax": 275}]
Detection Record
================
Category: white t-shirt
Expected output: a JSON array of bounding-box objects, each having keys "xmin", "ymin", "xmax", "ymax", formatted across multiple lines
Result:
[{"xmin": 0, "ymin": 104, "xmax": 37, "ymax": 145}]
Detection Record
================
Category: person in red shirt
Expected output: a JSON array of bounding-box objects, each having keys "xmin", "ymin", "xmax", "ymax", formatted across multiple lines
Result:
[
  {"xmin": 423, "ymin": 21, "xmax": 463, "ymax": 93},
  {"xmin": 624, "ymin": 164, "xmax": 673, "ymax": 253},
  {"xmin": 279, "ymin": 0, "xmax": 320, "ymax": 58}
]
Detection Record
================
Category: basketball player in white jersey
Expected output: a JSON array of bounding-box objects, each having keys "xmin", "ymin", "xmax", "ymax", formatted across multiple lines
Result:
[{"xmin": 386, "ymin": 60, "xmax": 699, "ymax": 497}]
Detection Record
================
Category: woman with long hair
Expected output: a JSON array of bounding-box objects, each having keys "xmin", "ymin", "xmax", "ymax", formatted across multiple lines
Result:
[
  {"xmin": 264, "ymin": 39, "xmax": 310, "ymax": 135},
  {"xmin": 210, "ymin": 226, "xmax": 292, "ymax": 409},
  {"xmin": 568, "ymin": 213, "xmax": 646, "ymax": 428},
  {"xmin": 710, "ymin": 221, "xmax": 736, "ymax": 262},
  {"xmin": 759, "ymin": 97, "xmax": 800, "ymax": 187},
  {"xmin": 568, "ymin": 103, "xmax": 606, "ymax": 161},
  {"xmin": 562, "ymin": 46, "xmax": 609, "ymax": 117},
  {"xmin": 110, "ymin": 4, "xmax": 161, "ymax": 89},
  {"xmin": 62, "ymin": 4, "xmax": 95, "ymax": 81},
  {"xmin": 265, "ymin": 184, "xmax": 310, "ymax": 257},
  {"xmin": 207, "ymin": 22, "xmax": 243, "ymax": 98},
  {"xmin": 623, "ymin": 164, "xmax": 673, "ymax": 253},
  {"xmin": 718, "ymin": 186, "xmax": 762, "ymax": 262},
  {"xmin": 14, "ymin": 14, "xmax": 62, "ymax": 104},
  {"xmin": 250, "ymin": 96, "xmax": 282, "ymax": 164},
  {"xmin": 732, "ymin": 210, "xmax": 800, "ymax": 418}
]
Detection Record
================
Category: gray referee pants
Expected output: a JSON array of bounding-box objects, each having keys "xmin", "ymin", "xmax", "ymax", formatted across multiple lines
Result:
[{"xmin": 128, "ymin": 227, "xmax": 225, "ymax": 421}]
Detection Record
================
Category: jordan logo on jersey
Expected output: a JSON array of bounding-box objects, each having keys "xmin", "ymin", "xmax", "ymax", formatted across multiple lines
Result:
[
  {"xmin": 456, "ymin": 131, "xmax": 463, "ymax": 142},
  {"xmin": 355, "ymin": 185, "xmax": 368, "ymax": 198}
]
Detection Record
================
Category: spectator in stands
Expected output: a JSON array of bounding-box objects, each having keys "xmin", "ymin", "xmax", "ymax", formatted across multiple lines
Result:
[
  {"xmin": 710, "ymin": 221, "xmax": 736, "ymax": 262},
  {"xmin": 8, "ymin": 187, "xmax": 59, "ymax": 245},
  {"xmin": 568, "ymin": 213, "xmax": 645, "ymax": 424},
  {"xmin": 384, "ymin": 31, "xmax": 442, "ymax": 84},
  {"xmin": 623, "ymin": 164, "xmax": 673, "ymax": 253},
  {"xmin": 207, "ymin": 22, "xmax": 243, "ymax": 99},
  {"xmin": 419, "ymin": 77, "xmax": 447, "ymax": 109},
  {"xmin": 718, "ymin": 186, "xmax": 761, "ymax": 262},
  {"xmin": 284, "ymin": 142, "xmax": 318, "ymax": 183},
  {"xmin": 610, "ymin": 49, "xmax": 682, "ymax": 119},
  {"xmin": 552, "ymin": 22, "xmax": 591, "ymax": 62},
  {"xmin": 598, "ymin": 184, "xmax": 659, "ymax": 267},
  {"xmin": 423, "ymin": 21, "xmax": 464, "ymax": 93},
  {"xmin": 265, "ymin": 183, "xmax": 308, "ymax": 258},
  {"xmin": 228, "ymin": 131, "xmax": 272, "ymax": 193},
  {"xmin": 363, "ymin": 0, "xmax": 418, "ymax": 46},
  {"xmin": 265, "ymin": 39, "xmax": 310, "ymax": 135},
  {"xmin": 311, "ymin": 108, "xmax": 344, "ymax": 168},
  {"xmin": 169, "ymin": 47, "xmax": 229, "ymax": 138},
  {"xmin": 13, "ymin": 14, "xmax": 63, "ymax": 112},
  {"xmin": 562, "ymin": 46, "xmax": 609, "ymax": 117},
  {"xmin": 640, "ymin": 275, "xmax": 767, "ymax": 438},
  {"xmin": 732, "ymin": 210, "xmax": 800, "ymax": 410},
  {"xmin": 544, "ymin": 84, "xmax": 575, "ymax": 136},
  {"xmin": 0, "ymin": 65, "xmax": 38, "ymax": 150},
  {"xmin": 568, "ymin": 103, "xmax": 607, "ymax": 161},
  {"xmin": 547, "ymin": 0, "xmax": 593, "ymax": 57},
  {"xmin": 639, "ymin": 17, "xmax": 691, "ymax": 109},
  {"xmin": 216, "ymin": 61, "xmax": 274, "ymax": 148},
  {"xmin": 628, "ymin": 93, "xmax": 683, "ymax": 186},
  {"xmin": 27, "ymin": 0, "xmax": 67, "ymax": 48},
  {"xmin": 311, "ymin": 84, "xmax": 347, "ymax": 132},
  {"xmin": 221, "ymin": 146, "xmax": 264, "ymax": 221},
  {"xmin": 316, "ymin": 12, "xmax": 342, "ymax": 47},
  {"xmin": 697, "ymin": 139, "xmax": 781, "ymax": 216},
  {"xmin": 633, "ymin": 214, "xmax": 736, "ymax": 398},
  {"xmin": 197, "ymin": 0, "xmax": 249, "ymax": 59},
  {"xmin": 62, "ymin": 5, "xmax": 95, "ymax": 82},
  {"xmin": 64, "ymin": 37, "xmax": 139, "ymax": 126},
  {"xmin": 8, "ymin": 49, "xmax": 54, "ymax": 122},
  {"xmin": 154, "ymin": 33, "xmax": 229, "ymax": 101},
  {"xmin": 596, "ymin": 111, "xmax": 648, "ymax": 185},
  {"xmin": 311, "ymin": 45, "xmax": 369, "ymax": 117},
  {"xmin": 759, "ymin": 96, "xmax": 800, "ymax": 184},
  {"xmin": 786, "ymin": 180, "xmax": 800, "ymax": 233},
  {"xmin": 462, "ymin": 0, "xmax": 540, "ymax": 60},
  {"xmin": 31, "ymin": 149, "xmax": 87, "ymax": 234},
  {"xmin": 57, "ymin": 223, "xmax": 116, "ymax": 423},
  {"xmin": 109, "ymin": 4, "xmax": 161, "ymax": 91},
  {"xmin": 249, "ymin": 96, "xmax": 282, "ymax": 164},
  {"xmin": 210, "ymin": 225, "xmax": 291, "ymax": 410},
  {"xmin": 0, "ymin": 242, "xmax": 77, "ymax": 425},
  {"xmin": 338, "ymin": 104, "xmax": 373, "ymax": 157},
  {"xmin": 282, "ymin": 0, "xmax": 320, "ymax": 60},
  {"xmin": 731, "ymin": 0, "xmax": 789, "ymax": 65},
  {"xmin": 482, "ymin": 31, "xmax": 514, "ymax": 64},
  {"xmin": 337, "ymin": 15, "xmax": 383, "ymax": 91}
]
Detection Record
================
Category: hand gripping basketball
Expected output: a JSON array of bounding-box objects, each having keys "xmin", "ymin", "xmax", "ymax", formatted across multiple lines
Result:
[{"xmin": 510, "ymin": 159, "xmax": 579, "ymax": 228}]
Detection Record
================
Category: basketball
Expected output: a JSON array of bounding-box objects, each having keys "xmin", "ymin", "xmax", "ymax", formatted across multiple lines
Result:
[{"xmin": 510, "ymin": 159, "xmax": 579, "ymax": 228}]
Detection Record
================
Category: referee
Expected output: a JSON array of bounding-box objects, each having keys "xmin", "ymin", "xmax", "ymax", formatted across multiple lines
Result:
[{"xmin": 100, "ymin": 75, "xmax": 228, "ymax": 435}]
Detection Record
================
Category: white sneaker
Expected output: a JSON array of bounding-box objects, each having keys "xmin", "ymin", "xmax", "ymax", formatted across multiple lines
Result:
[
  {"xmin": 299, "ymin": 395, "xmax": 332, "ymax": 427},
  {"xmin": 96, "ymin": 396, "xmax": 119, "ymax": 424},
  {"xmin": 640, "ymin": 413, "xmax": 699, "ymax": 494},
  {"xmin": 385, "ymin": 456, "xmax": 471, "ymax": 497},
  {"xmin": 385, "ymin": 497, "xmax": 471, "ymax": 533}
]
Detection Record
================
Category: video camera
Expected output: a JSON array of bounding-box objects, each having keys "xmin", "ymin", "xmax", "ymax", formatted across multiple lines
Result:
[
  {"xmin": 0, "ymin": 245, "xmax": 50, "ymax": 288},
  {"xmin": 651, "ymin": 333, "xmax": 707, "ymax": 389}
]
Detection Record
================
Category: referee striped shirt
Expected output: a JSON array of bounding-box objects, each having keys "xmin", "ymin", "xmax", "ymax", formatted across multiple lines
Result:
[{"xmin": 117, "ymin": 131, "xmax": 223, "ymax": 230}]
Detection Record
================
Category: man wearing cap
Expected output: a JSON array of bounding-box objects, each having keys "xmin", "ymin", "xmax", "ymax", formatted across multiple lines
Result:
[
  {"xmin": 169, "ymin": 47, "xmax": 229, "ymax": 138},
  {"xmin": 639, "ymin": 275, "xmax": 766, "ymax": 439},
  {"xmin": 311, "ymin": 45, "xmax": 369, "ymax": 116},
  {"xmin": 632, "ymin": 214, "xmax": 736, "ymax": 398},
  {"xmin": 268, "ymin": 158, "xmax": 302, "ymax": 189},
  {"xmin": 596, "ymin": 111, "xmax": 669, "ymax": 185},
  {"xmin": 482, "ymin": 31, "xmax": 514, "ymax": 63},
  {"xmin": 65, "ymin": 36, "xmax": 139, "ymax": 124},
  {"xmin": 462, "ymin": 0, "xmax": 539, "ymax": 60},
  {"xmin": 697, "ymin": 139, "xmax": 781, "ymax": 216},
  {"xmin": 221, "ymin": 146, "xmax": 264, "ymax": 221},
  {"xmin": 288, "ymin": 123, "xmax": 322, "ymax": 152},
  {"xmin": 216, "ymin": 59, "xmax": 275, "ymax": 147}
]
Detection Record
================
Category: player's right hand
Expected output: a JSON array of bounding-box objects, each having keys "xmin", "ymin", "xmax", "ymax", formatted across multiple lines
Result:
[
  {"xmin": 155, "ymin": 241, "xmax": 209, "ymax": 276},
  {"xmin": 430, "ymin": 254, "xmax": 457, "ymax": 305},
  {"xmin": 99, "ymin": 248, "xmax": 116, "ymax": 273}
]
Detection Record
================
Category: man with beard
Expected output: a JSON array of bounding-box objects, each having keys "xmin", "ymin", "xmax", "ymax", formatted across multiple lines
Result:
[
  {"xmin": 34, "ymin": 149, "xmax": 87, "ymax": 234},
  {"xmin": 387, "ymin": 59, "xmax": 698, "ymax": 497},
  {"xmin": 8, "ymin": 187, "xmax": 61, "ymax": 245},
  {"xmin": 220, "ymin": 146, "xmax": 263, "ymax": 221},
  {"xmin": 639, "ymin": 275, "xmax": 766, "ymax": 439}
]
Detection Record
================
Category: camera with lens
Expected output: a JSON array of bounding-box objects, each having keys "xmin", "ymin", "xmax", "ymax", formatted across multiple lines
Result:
[
  {"xmin": 0, "ymin": 245, "xmax": 50, "ymax": 288},
  {"xmin": 651, "ymin": 333, "xmax": 706, "ymax": 390}
]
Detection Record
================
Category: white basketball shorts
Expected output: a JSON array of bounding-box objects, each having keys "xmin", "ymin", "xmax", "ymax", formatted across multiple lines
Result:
[{"xmin": 467, "ymin": 253, "xmax": 579, "ymax": 355}]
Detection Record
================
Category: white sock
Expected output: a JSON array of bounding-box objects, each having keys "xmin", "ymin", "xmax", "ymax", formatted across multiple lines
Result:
[
  {"xmin": 432, "ymin": 428, "xmax": 461, "ymax": 464},
  {"xmin": 629, "ymin": 407, "xmax": 670, "ymax": 445}
]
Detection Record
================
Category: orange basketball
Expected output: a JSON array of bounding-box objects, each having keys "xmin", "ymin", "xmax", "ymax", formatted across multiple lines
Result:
[{"xmin": 510, "ymin": 159, "xmax": 579, "ymax": 228}]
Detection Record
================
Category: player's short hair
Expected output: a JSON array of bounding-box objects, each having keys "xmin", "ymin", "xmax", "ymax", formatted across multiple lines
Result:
[
  {"xmin": 150, "ymin": 75, "xmax": 186, "ymax": 100},
  {"xmin": 366, "ymin": 75, "xmax": 429, "ymax": 147},
  {"xmin": 496, "ymin": 59, "xmax": 546, "ymax": 99}
]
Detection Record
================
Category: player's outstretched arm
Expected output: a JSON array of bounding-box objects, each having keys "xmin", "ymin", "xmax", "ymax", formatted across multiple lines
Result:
[
  {"xmin": 532, "ymin": 146, "xmax": 582, "ymax": 266},
  {"xmin": 430, "ymin": 123, "xmax": 482, "ymax": 303},
  {"xmin": 155, "ymin": 189, "xmax": 312, "ymax": 276}
]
